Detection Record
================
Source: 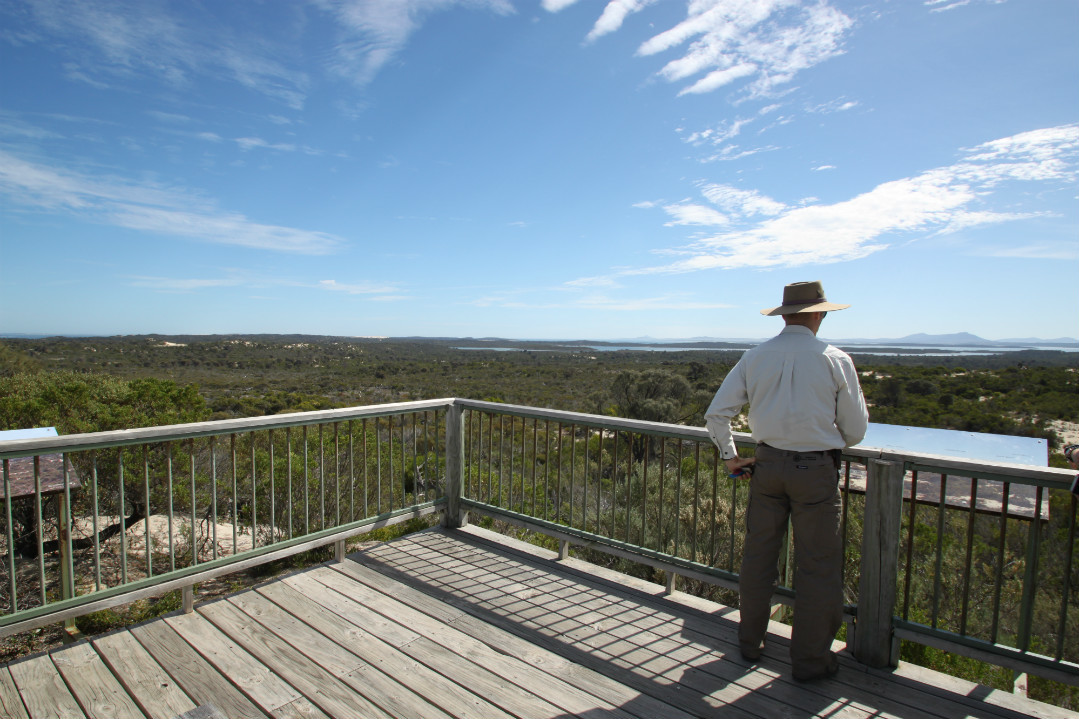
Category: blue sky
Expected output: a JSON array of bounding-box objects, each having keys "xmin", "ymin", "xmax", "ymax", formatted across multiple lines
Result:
[{"xmin": 1, "ymin": 0, "xmax": 1076, "ymax": 341}]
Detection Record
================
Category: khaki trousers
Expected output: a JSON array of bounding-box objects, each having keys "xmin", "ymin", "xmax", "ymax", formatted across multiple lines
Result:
[{"xmin": 738, "ymin": 443, "xmax": 843, "ymax": 676}]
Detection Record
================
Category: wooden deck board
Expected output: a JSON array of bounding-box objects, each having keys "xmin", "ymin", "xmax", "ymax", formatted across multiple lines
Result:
[
  {"xmin": 2, "ymin": 526, "xmax": 1073, "ymax": 719},
  {"xmin": 93, "ymin": 629, "xmax": 199, "ymax": 719},
  {"xmin": 0, "ymin": 666, "xmax": 30, "ymax": 719},
  {"xmin": 50, "ymin": 641, "xmax": 147, "ymax": 719}
]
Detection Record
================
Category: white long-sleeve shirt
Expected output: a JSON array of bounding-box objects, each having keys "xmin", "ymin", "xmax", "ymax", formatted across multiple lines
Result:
[{"xmin": 705, "ymin": 325, "xmax": 868, "ymax": 459}]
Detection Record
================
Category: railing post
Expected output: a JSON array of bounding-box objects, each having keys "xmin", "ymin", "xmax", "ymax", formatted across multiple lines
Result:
[
  {"xmin": 855, "ymin": 459, "xmax": 905, "ymax": 668},
  {"xmin": 444, "ymin": 402, "xmax": 467, "ymax": 528}
]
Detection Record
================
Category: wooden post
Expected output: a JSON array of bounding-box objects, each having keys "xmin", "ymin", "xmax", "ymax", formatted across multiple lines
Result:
[
  {"xmin": 855, "ymin": 459, "xmax": 905, "ymax": 668},
  {"xmin": 558, "ymin": 540, "xmax": 570, "ymax": 560},
  {"xmin": 58, "ymin": 491, "xmax": 77, "ymax": 638},
  {"xmin": 665, "ymin": 572, "xmax": 677, "ymax": 595},
  {"xmin": 444, "ymin": 402, "xmax": 467, "ymax": 529},
  {"xmin": 183, "ymin": 585, "xmax": 194, "ymax": 614}
]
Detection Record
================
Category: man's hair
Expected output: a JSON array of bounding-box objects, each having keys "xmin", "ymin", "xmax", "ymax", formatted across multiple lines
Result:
[{"xmin": 783, "ymin": 311, "xmax": 824, "ymax": 326}]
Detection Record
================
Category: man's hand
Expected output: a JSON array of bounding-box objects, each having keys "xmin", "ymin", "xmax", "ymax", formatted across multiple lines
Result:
[{"xmin": 725, "ymin": 456, "xmax": 756, "ymax": 479}]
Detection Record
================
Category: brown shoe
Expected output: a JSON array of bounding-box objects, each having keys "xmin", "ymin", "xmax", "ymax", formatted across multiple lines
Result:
[
  {"xmin": 739, "ymin": 641, "xmax": 764, "ymax": 662},
  {"xmin": 792, "ymin": 652, "xmax": 839, "ymax": 681}
]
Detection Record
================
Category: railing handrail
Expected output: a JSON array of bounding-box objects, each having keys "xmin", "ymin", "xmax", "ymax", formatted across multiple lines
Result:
[
  {"xmin": 2, "ymin": 396, "xmax": 1071, "ymax": 486},
  {"xmin": 456, "ymin": 398, "xmax": 1075, "ymax": 487},
  {"xmin": 0, "ymin": 398, "xmax": 456, "ymax": 459}
]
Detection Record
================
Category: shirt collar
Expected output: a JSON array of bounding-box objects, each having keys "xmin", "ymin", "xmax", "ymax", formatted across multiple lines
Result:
[{"xmin": 779, "ymin": 324, "xmax": 816, "ymax": 337}]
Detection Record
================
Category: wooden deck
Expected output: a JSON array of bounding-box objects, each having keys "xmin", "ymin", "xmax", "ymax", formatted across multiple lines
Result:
[{"xmin": 0, "ymin": 525, "xmax": 1071, "ymax": 719}]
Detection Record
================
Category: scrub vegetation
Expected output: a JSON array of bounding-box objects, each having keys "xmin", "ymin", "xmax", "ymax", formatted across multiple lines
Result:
[{"xmin": 0, "ymin": 335, "xmax": 1076, "ymax": 707}]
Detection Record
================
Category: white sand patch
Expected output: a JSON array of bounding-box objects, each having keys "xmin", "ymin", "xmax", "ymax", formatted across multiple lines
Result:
[{"xmin": 1049, "ymin": 420, "xmax": 1079, "ymax": 447}]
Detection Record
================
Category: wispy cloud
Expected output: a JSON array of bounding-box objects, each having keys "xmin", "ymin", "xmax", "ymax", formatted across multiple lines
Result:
[
  {"xmin": 585, "ymin": 0, "xmax": 658, "ymax": 43},
  {"xmin": 925, "ymin": 0, "xmax": 1005, "ymax": 13},
  {"xmin": 321, "ymin": 0, "xmax": 514, "ymax": 85},
  {"xmin": 127, "ymin": 275, "xmax": 247, "ymax": 292},
  {"xmin": 318, "ymin": 279, "xmax": 401, "ymax": 295},
  {"xmin": 0, "ymin": 149, "xmax": 343, "ymax": 253},
  {"xmin": 624, "ymin": 125, "xmax": 1079, "ymax": 273},
  {"xmin": 10, "ymin": 0, "xmax": 307, "ymax": 107}
]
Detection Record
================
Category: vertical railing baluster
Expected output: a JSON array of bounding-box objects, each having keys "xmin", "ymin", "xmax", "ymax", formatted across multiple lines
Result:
[
  {"xmin": 167, "ymin": 443, "xmax": 175, "ymax": 572},
  {"xmin": 61, "ymin": 454, "xmax": 75, "ymax": 615},
  {"xmin": 191, "ymin": 440, "xmax": 199, "ymax": 565},
  {"xmin": 286, "ymin": 427, "xmax": 294, "ymax": 539},
  {"xmin": 388, "ymin": 417, "xmax": 396, "ymax": 512},
  {"xmin": 532, "ymin": 419, "xmax": 539, "ymax": 518},
  {"xmin": 142, "ymin": 446, "xmax": 152, "ymax": 578},
  {"xmin": 376, "ymin": 420, "xmax": 383, "ymax": 514},
  {"xmin": 231, "ymin": 434, "xmax": 238, "ymax": 555},
  {"xmin": 555, "ymin": 422, "xmax": 563, "ymax": 522},
  {"xmin": 728, "ymin": 460, "xmax": 736, "ymax": 571},
  {"xmin": 509, "ymin": 417, "xmax": 516, "ymax": 512},
  {"xmin": 610, "ymin": 430, "xmax": 619, "ymax": 539},
  {"xmin": 692, "ymin": 443, "xmax": 701, "ymax": 564},
  {"xmin": 960, "ymin": 478, "xmax": 979, "ymax": 635},
  {"xmin": 319, "ymin": 424, "xmax": 326, "ymax": 530},
  {"xmin": 1016, "ymin": 487, "xmax": 1045, "ymax": 654},
  {"xmin": 902, "ymin": 470, "xmax": 920, "ymax": 620},
  {"xmin": 91, "ymin": 455, "xmax": 101, "ymax": 590},
  {"xmin": 710, "ymin": 447, "xmax": 719, "ymax": 569},
  {"xmin": 334, "ymin": 422, "xmax": 341, "ymax": 528},
  {"xmin": 639, "ymin": 439, "xmax": 648, "ymax": 549},
  {"xmin": 658, "ymin": 440, "xmax": 666, "ymax": 552},
  {"xmin": 1056, "ymin": 493, "xmax": 1077, "ymax": 661},
  {"xmin": 582, "ymin": 427, "xmax": 589, "ymax": 531},
  {"xmin": 545, "ymin": 420, "xmax": 552, "ymax": 522},
  {"xmin": 840, "ymin": 459, "xmax": 852, "ymax": 585},
  {"xmin": 2, "ymin": 459, "xmax": 15, "ymax": 613},
  {"xmin": 486, "ymin": 413, "xmax": 494, "ymax": 504},
  {"xmin": 931, "ymin": 474, "xmax": 948, "ymax": 628},
  {"xmin": 412, "ymin": 413, "xmax": 419, "ymax": 502},
  {"xmin": 349, "ymin": 421, "xmax": 355, "ymax": 522},
  {"xmin": 624, "ymin": 433, "xmax": 633, "ymax": 543},
  {"xmin": 210, "ymin": 437, "xmax": 218, "ymax": 560},
  {"xmin": 990, "ymin": 482, "xmax": 1010, "ymax": 643},
  {"xmin": 399, "ymin": 415, "xmax": 407, "ymax": 509},
  {"xmin": 498, "ymin": 416, "xmax": 505, "ymax": 508},
  {"xmin": 569, "ymin": 424, "xmax": 576, "ymax": 528},
  {"xmin": 33, "ymin": 456, "xmax": 45, "ymax": 602},
  {"xmin": 251, "ymin": 436, "xmax": 257, "ymax": 549},
  {"xmin": 117, "ymin": 452, "xmax": 127, "ymax": 585},
  {"xmin": 674, "ymin": 440, "xmax": 684, "ymax": 558},
  {"xmin": 303, "ymin": 425, "xmax": 310, "ymax": 535},
  {"xmin": 362, "ymin": 420, "xmax": 369, "ymax": 518},
  {"xmin": 269, "ymin": 430, "xmax": 276, "ymax": 544}
]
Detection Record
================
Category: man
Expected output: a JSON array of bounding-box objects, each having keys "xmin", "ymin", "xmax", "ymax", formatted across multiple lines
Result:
[{"xmin": 705, "ymin": 280, "xmax": 868, "ymax": 681}]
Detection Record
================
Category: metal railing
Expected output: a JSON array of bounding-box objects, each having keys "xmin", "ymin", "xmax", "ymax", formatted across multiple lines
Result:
[
  {"xmin": 449, "ymin": 399, "xmax": 1079, "ymax": 686},
  {"xmin": 0, "ymin": 400, "xmax": 449, "ymax": 637},
  {"xmin": 1, "ymin": 397, "xmax": 1075, "ymax": 688}
]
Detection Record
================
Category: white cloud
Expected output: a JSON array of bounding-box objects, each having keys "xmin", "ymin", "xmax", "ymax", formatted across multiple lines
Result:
[
  {"xmin": 700, "ymin": 184, "xmax": 787, "ymax": 217},
  {"xmin": 629, "ymin": 0, "xmax": 852, "ymax": 98},
  {"xmin": 0, "ymin": 149, "xmax": 343, "ymax": 254},
  {"xmin": 662, "ymin": 202, "xmax": 729, "ymax": 226},
  {"xmin": 628, "ymin": 124, "xmax": 1079, "ymax": 272},
  {"xmin": 813, "ymin": 164, "xmax": 835, "ymax": 171},
  {"xmin": 542, "ymin": 0, "xmax": 580, "ymax": 11},
  {"xmin": 235, "ymin": 136, "xmax": 297, "ymax": 152},
  {"xmin": 127, "ymin": 275, "xmax": 245, "ymax": 291},
  {"xmin": 321, "ymin": 0, "xmax": 514, "ymax": 85},
  {"xmin": 587, "ymin": 1, "xmax": 657, "ymax": 43},
  {"xmin": 318, "ymin": 279, "xmax": 400, "ymax": 295},
  {"xmin": 14, "ymin": 0, "xmax": 308, "ymax": 107}
]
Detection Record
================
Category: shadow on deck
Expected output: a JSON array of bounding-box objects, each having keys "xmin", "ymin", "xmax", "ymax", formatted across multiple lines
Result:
[{"xmin": 0, "ymin": 525, "xmax": 1069, "ymax": 719}]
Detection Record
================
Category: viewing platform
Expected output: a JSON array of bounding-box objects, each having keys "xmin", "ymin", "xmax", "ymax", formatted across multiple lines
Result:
[
  {"xmin": 2, "ymin": 525, "xmax": 1069, "ymax": 719},
  {"xmin": 0, "ymin": 398, "xmax": 1075, "ymax": 716}
]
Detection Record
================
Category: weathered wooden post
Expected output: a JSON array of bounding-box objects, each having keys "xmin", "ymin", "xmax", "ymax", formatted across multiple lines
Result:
[
  {"xmin": 444, "ymin": 401, "xmax": 467, "ymax": 529},
  {"xmin": 855, "ymin": 458, "xmax": 905, "ymax": 667}
]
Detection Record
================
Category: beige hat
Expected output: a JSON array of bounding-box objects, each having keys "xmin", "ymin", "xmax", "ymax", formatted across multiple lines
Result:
[{"xmin": 761, "ymin": 280, "xmax": 850, "ymax": 316}]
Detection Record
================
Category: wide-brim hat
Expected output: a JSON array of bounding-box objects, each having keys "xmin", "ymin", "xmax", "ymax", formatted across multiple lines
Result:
[{"xmin": 761, "ymin": 280, "xmax": 850, "ymax": 316}]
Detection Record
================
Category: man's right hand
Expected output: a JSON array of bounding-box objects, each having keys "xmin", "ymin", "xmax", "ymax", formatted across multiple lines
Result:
[{"xmin": 726, "ymin": 456, "xmax": 756, "ymax": 479}]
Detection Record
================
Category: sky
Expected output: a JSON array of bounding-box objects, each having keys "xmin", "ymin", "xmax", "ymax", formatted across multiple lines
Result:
[{"xmin": 0, "ymin": 0, "xmax": 1076, "ymax": 342}]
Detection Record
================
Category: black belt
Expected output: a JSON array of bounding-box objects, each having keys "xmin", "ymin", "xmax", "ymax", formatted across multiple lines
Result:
[{"xmin": 758, "ymin": 442, "xmax": 838, "ymax": 458}]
